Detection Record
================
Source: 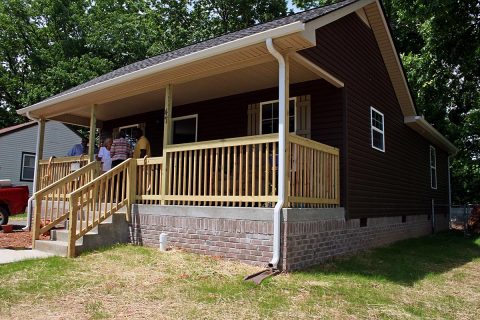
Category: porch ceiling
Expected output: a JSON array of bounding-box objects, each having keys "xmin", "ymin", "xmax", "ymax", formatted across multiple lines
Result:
[{"xmin": 50, "ymin": 52, "xmax": 323, "ymax": 124}]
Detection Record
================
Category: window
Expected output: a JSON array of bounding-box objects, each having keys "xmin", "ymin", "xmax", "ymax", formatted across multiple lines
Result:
[
  {"xmin": 430, "ymin": 146, "xmax": 437, "ymax": 189},
  {"xmin": 260, "ymin": 98, "xmax": 295, "ymax": 134},
  {"xmin": 370, "ymin": 107, "xmax": 385, "ymax": 152},
  {"xmin": 117, "ymin": 124, "xmax": 140, "ymax": 149},
  {"xmin": 172, "ymin": 115, "xmax": 198, "ymax": 144},
  {"xmin": 20, "ymin": 152, "xmax": 35, "ymax": 181}
]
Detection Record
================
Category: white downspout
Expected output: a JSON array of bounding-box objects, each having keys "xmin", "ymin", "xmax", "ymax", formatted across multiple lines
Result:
[
  {"xmin": 266, "ymin": 38, "xmax": 287, "ymax": 269},
  {"xmin": 23, "ymin": 112, "xmax": 42, "ymax": 231}
]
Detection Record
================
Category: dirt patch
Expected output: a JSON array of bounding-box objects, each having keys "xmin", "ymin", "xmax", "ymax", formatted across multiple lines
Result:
[{"xmin": 0, "ymin": 230, "xmax": 49, "ymax": 249}]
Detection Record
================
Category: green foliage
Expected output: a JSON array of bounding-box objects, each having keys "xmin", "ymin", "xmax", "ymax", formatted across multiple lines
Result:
[{"xmin": 0, "ymin": 0, "xmax": 288, "ymax": 122}]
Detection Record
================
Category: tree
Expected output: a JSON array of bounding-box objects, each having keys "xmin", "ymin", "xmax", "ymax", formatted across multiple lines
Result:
[
  {"xmin": 0, "ymin": 0, "xmax": 289, "ymax": 126},
  {"xmin": 191, "ymin": 0, "xmax": 288, "ymax": 36}
]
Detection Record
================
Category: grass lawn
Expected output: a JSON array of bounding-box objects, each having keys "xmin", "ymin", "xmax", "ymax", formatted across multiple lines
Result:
[
  {"xmin": 1, "ymin": 231, "xmax": 479, "ymax": 319},
  {"xmin": 9, "ymin": 213, "xmax": 27, "ymax": 221}
]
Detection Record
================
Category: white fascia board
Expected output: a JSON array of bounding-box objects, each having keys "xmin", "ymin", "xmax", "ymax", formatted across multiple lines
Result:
[
  {"xmin": 404, "ymin": 116, "xmax": 458, "ymax": 155},
  {"xmin": 17, "ymin": 21, "xmax": 305, "ymax": 116},
  {"xmin": 301, "ymin": 0, "xmax": 375, "ymax": 44}
]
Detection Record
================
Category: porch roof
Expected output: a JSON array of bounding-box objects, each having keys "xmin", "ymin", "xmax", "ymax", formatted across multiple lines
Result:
[
  {"xmin": 17, "ymin": 0, "xmax": 359, "ymax": 122},
  {"xmin": 16, "ymin": 0, "xmax": 457, "ymax": 154}
]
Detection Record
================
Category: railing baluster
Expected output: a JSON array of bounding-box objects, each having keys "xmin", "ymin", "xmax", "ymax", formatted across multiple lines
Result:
[
  {"xmin": 233, "ymin": 146, "xmax": 237, "ymax": 207},
  {"xmin": 239, "ymin": 145, "xmax": 243, "ymax": 206},
  {"xmin": 226, "ymin": 146, "xmax": 231, "ymax": 207},
  {"xmin": 220, "ymin": 147, "xmax": 225, "ymax": 206},
  {"xmin": 193, "ymin": 150, "xmax": 197, "ymax": 206},
  {"xmin": 258, "ymin": 143, "xmax": 262, "ymax": 207},
  {"xmin": 188, "ymin": 150, "xmax": 192, "ymax": 205}
]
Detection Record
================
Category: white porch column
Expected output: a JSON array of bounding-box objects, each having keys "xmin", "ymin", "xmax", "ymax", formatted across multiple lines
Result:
[
  {"xmin": 88, "ymin": 104, "xmax": 97, "ymax": 162},
  {"xmin": 163, "ymin": 84, "xmax": 173, "ymax": 146},
  {"xmin": 281, "ymin": 54, "xmax": 290, "ymax": 198},
  {"xmin": 34, "ymin": 118, "xmax": 46, "ymax": 192},
  {"xmin": 161, "ymin": 84, "xmax": 173, "ymax": 204}
]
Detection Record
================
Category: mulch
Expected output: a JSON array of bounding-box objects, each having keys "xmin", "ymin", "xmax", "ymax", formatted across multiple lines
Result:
[{"xmin": 0, "ymin": 230, "xmax": 49, "ymax": 249}]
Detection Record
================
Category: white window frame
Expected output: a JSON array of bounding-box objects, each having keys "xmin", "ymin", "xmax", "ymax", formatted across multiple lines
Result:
[
  {"xmin": 171, "ymin": 114, "xmax": 198, "ymax": 143},
  {"xmin": 430, "ymin": 146, "xmax": 437, "ymax": 189},
  {"xmin": 259, "ymin": 97, "xmax": 296, "ymax": 134},
  {"xmin": 370, "ymin": 106, "xmax": 385, "ymax": 152},
  {"xmin": 118, "ymin": 123, "xmax": 139, "ymax": 131},
  {"xmin": 20, "ymin": 152, "xmax": 36, "ymax": 182}
]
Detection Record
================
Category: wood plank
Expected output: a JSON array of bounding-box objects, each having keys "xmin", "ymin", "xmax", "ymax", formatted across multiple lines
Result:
[
  {"xmin": 165, "ymin": 133, "xmax": 278, "ymax": 152},
  {"xmin": 163, "ymin": 195, "xmax": 278, "ymax": 202},
  {"xmin": 88, "ymin": 104, "xmax": 97, "ymax": 162}
]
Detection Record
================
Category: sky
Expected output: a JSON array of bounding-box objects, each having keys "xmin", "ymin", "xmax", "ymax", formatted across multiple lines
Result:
[{"xmin": 287, "ymin": 0, "xmax": 300, "ymax": 12}]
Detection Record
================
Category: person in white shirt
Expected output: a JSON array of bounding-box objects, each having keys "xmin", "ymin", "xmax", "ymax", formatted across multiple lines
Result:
[{"xmin": 97, "ymin": 138, "xmax": 113, "ymax": 172}]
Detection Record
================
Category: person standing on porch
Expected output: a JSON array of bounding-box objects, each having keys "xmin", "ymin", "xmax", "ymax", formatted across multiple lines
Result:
[
  {"xmin": 110, "ymin": 130, "xmax": 131, "ymax": 167},
  {"xmin": 67, "ymin": 137, "xmax": 88, "ymax": 156},
  {"xmin": 97, "ymin": 138, "xmax": 113, "ymax": 172},
  {"xmin": 133, "ymin": 128, "xmax": 151, "ymax": 158}
]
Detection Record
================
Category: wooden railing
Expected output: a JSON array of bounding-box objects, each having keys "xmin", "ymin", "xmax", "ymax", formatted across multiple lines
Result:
[
  {"xmin": 287, "ymin": 134, "xmax": 340, "ymax": 208},
  {"xmin": 133, "ymin": 134, "xmax": 340, "ymax": 208},
  {"xmin": 32, "ymin": 161, "xmax": 101, "ymax": 244},
  {"xmin": 32, "ymin": 134, "xmax": 340, "ymax": 256},
  {"xmin": 163, "ymin": 134, "xmax": 279, "ymax": 207},
  {"xmin": 67, "ymin": 159, "xmax": 134, "ymax": 257},
  {"xmin": 136, "ymin": 157, "xmax": 164, "ymax": 205},
  {"xmin": 38, "ymin": 156, "xmax": 89, "ymax": 189}
]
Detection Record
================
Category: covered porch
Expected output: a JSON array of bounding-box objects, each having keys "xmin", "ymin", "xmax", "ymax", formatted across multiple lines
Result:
[{"xmin": 25, "ymin": 32, "xmax": 344, "ymax": 260}]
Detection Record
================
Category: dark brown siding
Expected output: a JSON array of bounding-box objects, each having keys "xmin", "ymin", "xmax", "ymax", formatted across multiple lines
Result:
[
  {"xmin": 300, "ymin": 13, "xmax": 449, "ymax": 218},
  {"xmin": 102, "ymin": 79, "xmax": 343, "ymax": 152}
]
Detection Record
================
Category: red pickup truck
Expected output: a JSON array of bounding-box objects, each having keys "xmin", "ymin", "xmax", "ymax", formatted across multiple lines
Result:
[{"xmin": 0, "ymin": 185, "xmax": 29, "ymax": 225}]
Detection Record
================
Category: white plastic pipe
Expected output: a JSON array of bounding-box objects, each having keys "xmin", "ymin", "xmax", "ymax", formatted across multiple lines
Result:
[
  {"xmin": 23, "ymin": 112, "xmax": 42, "ymax": 231},
  {"xmin": 159, "ymin": 233, "xmax": 168, "ymax": 251},
  {"xmin": 266, "ymin": 38, "xmax": 287, "ymax": 269}
]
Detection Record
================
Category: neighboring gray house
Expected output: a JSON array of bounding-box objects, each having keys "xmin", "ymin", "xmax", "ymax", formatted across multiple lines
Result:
[{"xmin": 0, "ymin": 121, "xmax": 81, "ymax": 194}]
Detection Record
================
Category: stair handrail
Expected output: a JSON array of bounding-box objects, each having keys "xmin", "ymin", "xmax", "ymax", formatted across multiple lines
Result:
[
  {"xmin": 32, "ymin": 161, "xmax": 101, "ymax": 246},
  {"xmin": 35, "ymin": 160, "xmax": 100, "ymax": 196},
  {"xmin": 66, "ymin": 159, "xmax": 135, "ymax": 257}
]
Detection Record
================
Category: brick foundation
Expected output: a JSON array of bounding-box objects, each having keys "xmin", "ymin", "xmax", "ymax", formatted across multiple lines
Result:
[
  {"xmin": 282, "ymin": 213, "xmax": 448, "ymax": 271},
  {"xmin": 129, "ymin": 205, "xmax": 449, "ymax": 271},
  {"xmin": 129, "ymin": 205, "xmax": 274, "ymax": 266}
]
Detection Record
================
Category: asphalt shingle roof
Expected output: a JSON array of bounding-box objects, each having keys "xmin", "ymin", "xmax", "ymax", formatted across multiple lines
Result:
[{"xmin": 51, "ymin": 0, "xmax": 358, "ymax": 100}]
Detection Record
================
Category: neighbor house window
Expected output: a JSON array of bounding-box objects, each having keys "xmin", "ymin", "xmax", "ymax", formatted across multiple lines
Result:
[
  {"xmin": 370, "ymin": 107, "xmax": 385, "ymax": 152},
  {"xmin": 172, "ymin": 114, "xmax": 198, "ymax": 144},
  {"xmin": 20, "ymin": 152, "xmax": 35, "ymax": 181},
  {"xmin": 430, "ymin": 146, "xmax": 437, "ymax": 189},
  {"xmin": 260, "ymin": 98, "xmax": 295, "ymax": 134}
]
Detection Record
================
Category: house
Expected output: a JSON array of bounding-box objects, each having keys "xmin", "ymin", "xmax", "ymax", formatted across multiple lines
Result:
[
  {"xmin": 17, "ymin": 0, "xmax": 457, "ymax": 271},
  {"xmin": 0, "ymin": 121, "xmax": 82, "ymax": 195}
]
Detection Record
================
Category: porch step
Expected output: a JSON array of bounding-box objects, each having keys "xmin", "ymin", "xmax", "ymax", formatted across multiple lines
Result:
[{"xmin": 35, "ymin": 212, "xmax": 129, "ymax": 257}]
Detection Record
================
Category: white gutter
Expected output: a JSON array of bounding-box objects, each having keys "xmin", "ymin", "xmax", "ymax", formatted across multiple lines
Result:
[
  {"xmin": 23, "ymin": 112, "xmax": 41, "ymax": 231},
  {"xmin": 404, "ymin": 116, "xmax": 458, "ymax": 155},
  {"xmin": 266, "ymin": 38, "xmax": 286, "ymax": 269},
  {"xmin": 17, "ymin": 21, "xmax": 305, "ymax": 117}
]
